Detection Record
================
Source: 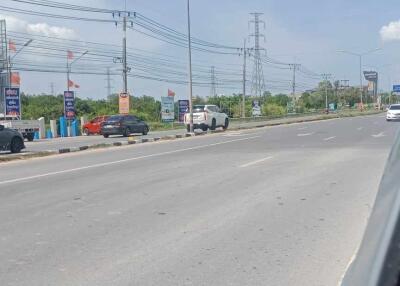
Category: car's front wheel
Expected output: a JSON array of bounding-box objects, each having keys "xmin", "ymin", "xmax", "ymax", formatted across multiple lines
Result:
[
  {"xmin": 210, "ymin": 119, "xmax": 216, "ymax": 130},
  {"xmin": 143, "ymin": 126, "xmax": 149, "ymax": 135},
  {"xmin": 123, "ymin": 127, "xmax": 131, "ymax": 137},
  {"xmin": 223, "ymin": 118, "xmax": 229, "ymax": 130},
  {"xmin": 83, "ymin": 128, "xmax": 90, "ymax": 136},
  {"xmin": 202, "ymin": 125, "xmax": 208, "ymax": 132},
  {"xmin": 10, "ymin": 137, "xmax": 23, "ymax": 153},
  {"xmin": 103, "ymin": 134, "xmax": 109, "ymax": 138}
]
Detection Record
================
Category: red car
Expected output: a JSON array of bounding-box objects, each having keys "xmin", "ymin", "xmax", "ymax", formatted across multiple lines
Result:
[{"xmin": 82, "ymin": 116, "xmax": 109, "ymax": 135}]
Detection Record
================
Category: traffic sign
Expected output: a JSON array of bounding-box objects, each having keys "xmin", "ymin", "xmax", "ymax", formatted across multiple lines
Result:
[{"xmin": 393, "ymin": 85, "xmax": 400, "ymax": 92}]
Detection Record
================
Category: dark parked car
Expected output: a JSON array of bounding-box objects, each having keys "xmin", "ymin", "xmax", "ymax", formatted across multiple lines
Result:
[
  {"xmin": 0, "ymin": 124, "xmax": 25, "ymax": 153},
  {"xmin": 101, "ymin": 115, "xmax": 149, "ymax": 138}
]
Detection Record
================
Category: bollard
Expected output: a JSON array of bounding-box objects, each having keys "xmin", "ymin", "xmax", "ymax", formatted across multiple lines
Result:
[
  {"xmin": 46, "ymin": 129, "xmax": 53, "ymax": 139},
  {"xmin": 34, "ymin": 131, "xmax": 39, "ymax": 140},
  {"xmin": 50, "ymin": 120, "xmax": 58, "ymax": 138},
  {"xmin": 59, "ymin": 117, "xmax": 67, "ymax": 137},
  {"xmin": 38, "ymin": 117, "xmax": 46, "ymax": 139}
]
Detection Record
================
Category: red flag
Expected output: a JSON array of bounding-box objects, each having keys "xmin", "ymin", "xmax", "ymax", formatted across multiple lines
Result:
[
  {"xmin": 168, "ymin": 89, "xmax": 175, "ymax": 97},
  {"xmin": 9, "ymin": 40, "xmax": 16, "ymax": 52},
  {"xmin": 67, "ymin": 50, "xmax": 74, "ymax": 60},
  {"xmin": 11, "ymin": 72, "xmax": 20, "ymax": 86},
  {"xmin": 68, "ymin": 79, "xmax": 74, "ymax": 88}
]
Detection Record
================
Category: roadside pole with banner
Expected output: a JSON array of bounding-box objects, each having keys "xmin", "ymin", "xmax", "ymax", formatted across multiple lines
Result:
[
  {"xmin": 5, "ymin": 87, "xmax": 21, "ymax": 119},
  {"xmin": 119, "ymin": 92, "xmax": 130, "ymax": 114},
  {"xmin": 178, "ymin": 100, "xmax": 189, "ymax": 122},
  {"xmin": 64, "ymin": 91, "xmax": 75, "ymax": 120}
]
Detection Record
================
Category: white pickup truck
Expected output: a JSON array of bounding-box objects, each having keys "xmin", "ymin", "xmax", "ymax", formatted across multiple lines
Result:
[{"xmin": 0, "ymin": 116, "xmax": 39, "ymax": 141}]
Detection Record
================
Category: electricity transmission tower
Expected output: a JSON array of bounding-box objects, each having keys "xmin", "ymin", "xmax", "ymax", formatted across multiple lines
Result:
[
  {"xmin": 210, "ymin": 66, "xmax": 217, "ymax": 97},
  {"xmin": 249, "ymin": 12, "xmax": 266, "ymax": 98},
  {"xmin": 289, "ymin": 63, "xmax": 301, "ymax": 101},
  {"xmin": 105, "ymin": 67, "xmax": 114, "ymax": 98}
]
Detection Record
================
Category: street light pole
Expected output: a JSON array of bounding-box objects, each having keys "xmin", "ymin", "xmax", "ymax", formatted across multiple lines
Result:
[
  {"xmin": 359, "ymin": 54, "xmax": 363, "ymax": 109},
  {"xmin": 9, "ymin": 39, "xmax": 33, "ymax": 88},
  {"xmin": 67, "ymin": 50, "xmax": 88, "ymax": 92},
  {"xmin": 187, "ymin": 0, "xmax": 193, "ymax": 132}
]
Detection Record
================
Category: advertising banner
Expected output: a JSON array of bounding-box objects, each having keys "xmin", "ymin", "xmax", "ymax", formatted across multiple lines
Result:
[
  {"xmin": 63, "ymin": 91, "xmax": 75, "ymax": 120},
  {"xmin": 5, "ymin": 87, "xmax": 20, "ymax": 117},
  {"xmin": 119, "ymin": 92, "xmax": 130, "ymax": 114},
  {"xmin": 161, "ymin": 96, "xmax": 175, "ymax": 122},
  {"xmin": 178, "ymin": 100, "xmax": 189, "ymax": 122},
  {"xmin": 363, "ymin": 71, "xmax": 378, "ymax": 82}
]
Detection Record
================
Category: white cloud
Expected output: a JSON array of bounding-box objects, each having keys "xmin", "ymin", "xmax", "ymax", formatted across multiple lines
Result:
[
  {"xmin": 380, "ymin": 20, "xmax": 400, "ymax": 41},
  {"xmin": 0, "ymin": 14, "xmax": 76, "ymax": 39}
]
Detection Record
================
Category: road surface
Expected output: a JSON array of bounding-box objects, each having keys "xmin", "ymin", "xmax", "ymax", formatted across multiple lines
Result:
[{"xmin": 0, "ymin": 114, "xmax": 398, "ymax": 286}]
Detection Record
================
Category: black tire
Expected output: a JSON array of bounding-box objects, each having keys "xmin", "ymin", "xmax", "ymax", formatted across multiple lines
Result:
[
  {"xmin": 223, "ymin": 118, "xmax": 229, "ymax": 130},
  {"xmin": 103, "ymin": 134, "xmax": 109, "ymax": 138},
  {"xmin": 210, "ymin": 119, "xmax": 216, "ymax": 131},
  {"xmin": 387, "ymin": 119, "xmax": 391, "ymax": 122},
  {"xmin": 123, "ymin": 127, "xmax": 130, "ymax": 137},
  {"xmin": 10, "ymin": 137, "xmax": 23, "ymax": 153},
  {"xmin": 186, "ymin": 125, "xmax": 190, "ymax": 132},
  {"xmin": 142, "ymin": 126, "xmax": 149, "ymax": 135},
  {"xmin": 26, "ymin": 133, "xmax": 34, "ymax": 142},
  {"xmin": 202, "ymin": 125, "xmax": 208, "ymax": 132},
  {"xmin": 83, "ymin": 128, "xmax": 90, "ymax": 136}
]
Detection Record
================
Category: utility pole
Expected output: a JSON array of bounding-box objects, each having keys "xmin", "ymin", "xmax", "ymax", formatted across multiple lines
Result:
[
  {"xmin": 289, "ymin": 63, "xmax": 300, "ymax": 101},
  {"xmin": 249, "ymin": 12, "xmax": 266, "ymax": 98},
  {"xmin": 242, "ymin": 38, "xmax": 246, "ymax": 118},
  {"xmin": 187, "ymin": 0, "xmax": 193, "ymax": 133},
  {"xmin": 321, "ymin": 73, "xmax": 331, "ymax": 113},
  {"xmin": 210, "ymin": 66, "xmax": 216, "ymax": 97},
  {"xmin": 50, "ymin": 82, "xmax": 54, "ymax": 96},
  {"xmin": 122, "ymin": 13, "xmax": 128, "ymax": 94}
]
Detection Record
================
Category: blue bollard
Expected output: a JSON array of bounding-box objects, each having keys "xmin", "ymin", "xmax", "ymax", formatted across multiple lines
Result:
[
  {"xmin": 59, "ymin": 117, "xmax": 67, "ymax": 137},
  {"xmin": 34, "ymin": 131, "xmax": 39, "ymax": 140},
  {"xmin": 46, "ymin": 129, "xmax": 53, "ymax": 139},
  {"xmin": 71, "ymin": 120, "xmax": 77, "ymax": 137}
]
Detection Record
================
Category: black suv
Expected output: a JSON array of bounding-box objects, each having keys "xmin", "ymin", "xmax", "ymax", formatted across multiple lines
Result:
[{"xmin": 101, "ymin": 115, "xmax": 149, "ymax": 138}]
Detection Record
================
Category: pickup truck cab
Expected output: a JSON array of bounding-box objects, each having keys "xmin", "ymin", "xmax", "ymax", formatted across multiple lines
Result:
[
  {"xmin": 0, "ymin": 124, "xmax": 25, "ymax": 153},
  {"xmin": 184, "ymin": 105, "xmax": 229, "ymax": 132}
]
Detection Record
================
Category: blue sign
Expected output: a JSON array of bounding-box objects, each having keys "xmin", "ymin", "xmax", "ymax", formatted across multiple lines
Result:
[
  {"xmin": 5, "ymin": 87, "xmax": 20, "ymax": 117},
  {"xmin": 178, "ymin": 100, "xmax": 189, "ymax": 122},
  {"xmin": 393, "ymin": 85, "xmax": 400, "ymax": 92},
  {"xmin": 64, "ymin": 91, "xmax": 75, "ymax": 120}
]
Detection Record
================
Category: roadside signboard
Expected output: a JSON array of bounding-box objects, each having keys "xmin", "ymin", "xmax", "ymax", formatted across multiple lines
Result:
[
  {"xmin": 393, "ymin": 85, "xmax": 400, "ymax": 92},
  {"xmin": 178, "ymin": 99, "xmax": 189, "ymax": 122},
  {"xmin": 161, "ymin": 96, "xmax": 174, "ymax": 122},
  {"xmin": 119, "ymin": 92, "xmax": 130, "ymax": 114},
  {"xmin": 63, "ymin": 91, "xmax": 75, "ymax": 120},
  {"xmin": 252, "ymin": 100, "xmax": 261, "ymax": 117},
  {"xmin": 5, "ymin": 87, "xmax": 20, "ymax": 117},
  {"xmin": 363, "ymin": 71, "xmax": 378, "ymax": 81}
]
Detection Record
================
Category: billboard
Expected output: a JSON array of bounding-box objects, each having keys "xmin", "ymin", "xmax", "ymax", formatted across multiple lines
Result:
[
  {"xmin": 161, "ymin": 96, "xmax": 174, "ymax": 122},
  {"xmin": 178, "ymin": 100, "xmax": 189, "ymax": 122},
  {"xmin": 363, "ymin": 71, "xmax": 378, "ymax": 81},
  {"xmin": 252, "ymin": 100, "xmax": 261, "ymax": 117},
  {"xmin": 119, "ymin": 92, "xmax": 130, "ymax": 114},
  {"xmin": 63, "ymin": 91, "xmax": 75, "ymax": 120},
  {"xmin": 5, "ymin": 87, "xmax": 20, "ymax": 117}
]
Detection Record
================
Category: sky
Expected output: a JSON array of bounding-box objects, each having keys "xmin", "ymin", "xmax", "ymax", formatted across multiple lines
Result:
[{"xmin": 2, "ymin": 0, "xmax": 400, "ymax": 100}]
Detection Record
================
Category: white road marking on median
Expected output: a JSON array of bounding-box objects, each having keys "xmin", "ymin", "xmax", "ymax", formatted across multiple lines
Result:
[
  {"xmin": 0, "ymin": 136, "xmax": 261, "ymax": 185},
  {"xmin": 323, "ymin": 136, "xmax": 336, "ymax": 141},
  {"xmin": 372, "ymin": 132, "xmax": 385, "ymax": 138},
  {"xmin": 239, "ymin": 156, "xmax": 273, "ymax": 168},
  {"xmin": 297, "ymin": 132, "xmax": 314, "ymax": 137}
]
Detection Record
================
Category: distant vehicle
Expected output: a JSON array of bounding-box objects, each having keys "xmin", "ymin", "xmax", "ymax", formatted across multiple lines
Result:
[
  {"xmin": 101, "ymin": 115, "xmax": 149, "ymax": 138},
  {"xmin": 184, "ymin": 104, "xmax": 229, "ymax": 132},
  {"xmin": 386, "ymin": 104, "xmax": 400, "ymax": 121},
  {"xmin": 82, "ymin": 116, "xmax": 109, "ymax": 135},
  {"xmin": 0, "ymin": 116, "xmax": 39, "ymax": 141},
  {"xmin": 0, "ymin": 124, "xmax": 25, "ymax": 153}
]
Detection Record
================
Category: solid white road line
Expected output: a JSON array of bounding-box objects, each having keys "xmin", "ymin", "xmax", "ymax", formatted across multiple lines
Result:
[
  {"xmin": 297, "ymin": 132, "xmax": 314, "ymax": 137},
  {"xmin": 0, "ymin": 136, "xmax": 261, "ymax": 186},
  {"xmin": 239, "ymin": 156, "xmax": 273, "ymax": 168},
  {"xmin": 323, "ymin": 136, "xmax": 336, "ymax": 141}
]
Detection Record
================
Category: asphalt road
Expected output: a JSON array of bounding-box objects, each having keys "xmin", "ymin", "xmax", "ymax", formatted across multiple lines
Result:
[{"xmin": 0, "ymin": 114, "xmax": 398, "ymax": 286}]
